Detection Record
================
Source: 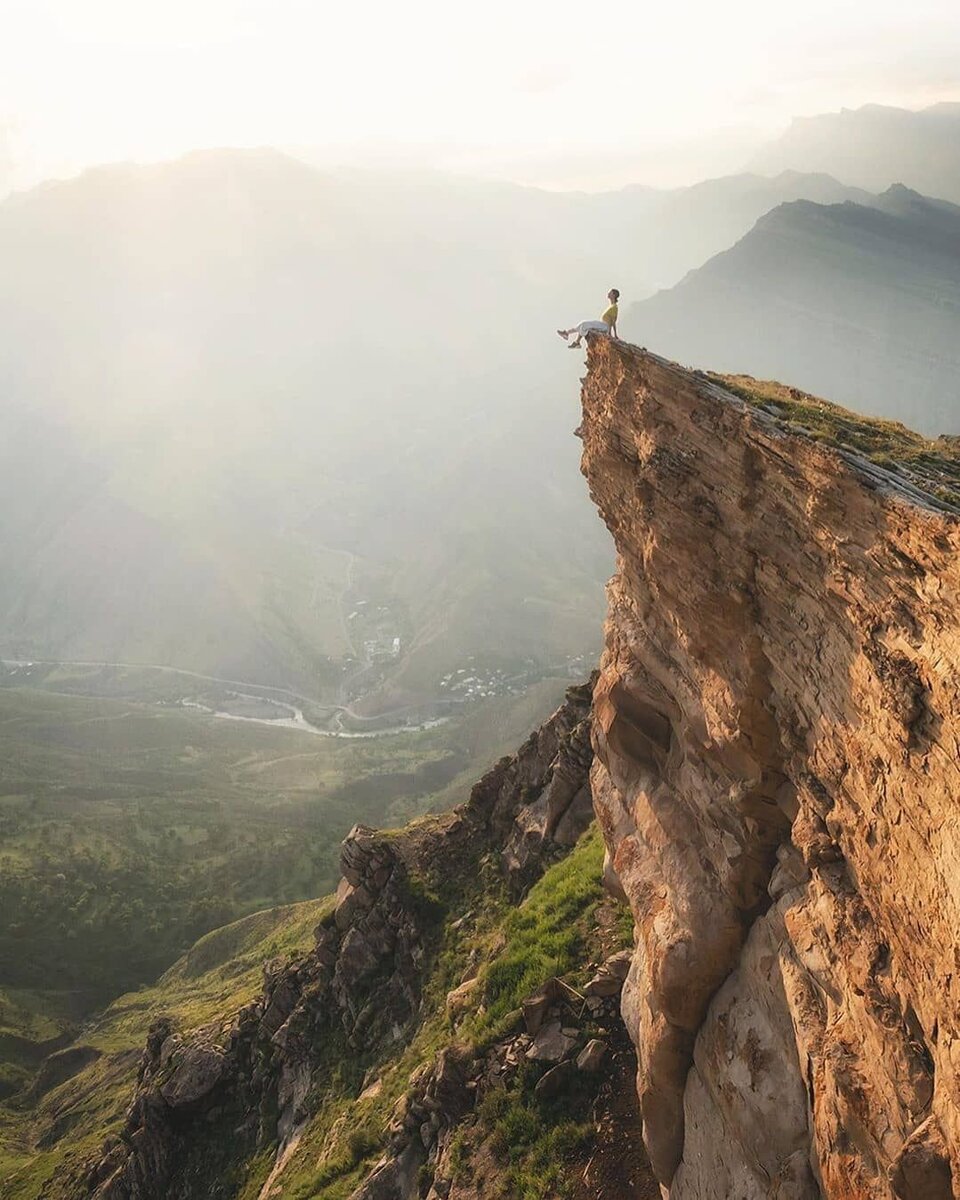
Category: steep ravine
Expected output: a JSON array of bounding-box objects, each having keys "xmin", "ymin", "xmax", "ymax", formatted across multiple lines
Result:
[{"xmin": 581, "ymin": 339, "xmax": 960, "ymax": 1198}]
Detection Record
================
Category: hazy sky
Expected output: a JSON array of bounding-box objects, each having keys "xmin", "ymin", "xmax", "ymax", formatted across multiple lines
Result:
[{"xmin": 3, "ymin": 0, "xmax": 960, "ymax": 193}]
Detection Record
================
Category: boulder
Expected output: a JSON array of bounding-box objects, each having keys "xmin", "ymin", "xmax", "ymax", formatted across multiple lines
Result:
[
  {"xmin": 534, "ymin": 1059, "xmax": 577, "ymax": 1099},
  {"xmin": 521, "ymin": 989, "xmax": 554, "ymax": 1035},
  {"xmin": 576, "ymin": 1039, "xmax": 608, "ymax": 1072},
  {"xmin": 445, "ymin": 977, "xmax": 480, "ymax": 1025},
  {"xmin": 525, "ymin": 1020, "xmax": 577, "ymax": 1063},
  {"xmin": 583, "ymin": 950, "xmax": 632, "ymax": 997},
  {"xmin": 158, "ymin": 1044, "xmax": 227, "ymax": 1108}
]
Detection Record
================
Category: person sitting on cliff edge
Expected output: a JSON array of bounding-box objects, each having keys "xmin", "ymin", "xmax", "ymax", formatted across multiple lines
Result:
[{"xmin": 557, "ymin": 289, "xmax": 619, "ymax": 348}]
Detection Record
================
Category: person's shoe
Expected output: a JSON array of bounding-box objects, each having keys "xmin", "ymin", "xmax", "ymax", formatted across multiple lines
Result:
[
  {"xmin": 557, "ymin": 330, "xmax": 568, "ymax": 340},
  {"xmin": 568, "ymin": 341, "xmax": 581, "ymax": 349}
]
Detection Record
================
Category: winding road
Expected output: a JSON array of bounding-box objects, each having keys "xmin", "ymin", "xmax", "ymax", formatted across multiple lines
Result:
[{"xmin": 0, "ymin": 657, "xmax": 448, "ymax": 739}]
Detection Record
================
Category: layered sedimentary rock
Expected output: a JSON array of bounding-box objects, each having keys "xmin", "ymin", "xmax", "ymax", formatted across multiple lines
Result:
[{"xmin": 580, "ymin": 338, "xmax": 960, "ymax": 1198}]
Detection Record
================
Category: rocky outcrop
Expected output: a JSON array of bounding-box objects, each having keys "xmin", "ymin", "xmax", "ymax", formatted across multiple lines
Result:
[
  {"xmin": 468, "ymin": 680, "xmax": 595, "ymax": 893},
  {"xmin": 71, "ymin": 682, "xmax": 595, "ymax": 1200},
  {"xmin": 579, "ymin": 339, "xmax": 960, "ymax": 1197}
]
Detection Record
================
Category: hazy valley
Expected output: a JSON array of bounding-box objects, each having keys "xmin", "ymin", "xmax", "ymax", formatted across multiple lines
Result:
[{"xmin": 3, "ymin": 89, "xmax": 960, "ymax": 1200}]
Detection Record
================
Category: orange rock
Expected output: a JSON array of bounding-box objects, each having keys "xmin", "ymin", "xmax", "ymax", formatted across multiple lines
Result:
[{"xmin": 580, "ymin": 339, "xmax": 960, "ymax": 1197}]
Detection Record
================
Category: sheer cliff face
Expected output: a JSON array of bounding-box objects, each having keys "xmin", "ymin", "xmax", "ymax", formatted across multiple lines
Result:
[{"xmin": 580, "ymin": 340, "xmax": 960, "ymax": 1198}]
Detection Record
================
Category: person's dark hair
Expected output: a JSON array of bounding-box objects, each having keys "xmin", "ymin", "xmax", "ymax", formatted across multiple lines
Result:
[{"xmin": 610, "ymin": 288, "xmax": 620, "ymax": 300}]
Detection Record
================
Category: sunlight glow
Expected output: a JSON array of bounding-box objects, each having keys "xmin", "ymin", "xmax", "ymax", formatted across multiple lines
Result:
[{"xmin": 3, "ymin": 0, "xmax": 960, "ymax": 191}]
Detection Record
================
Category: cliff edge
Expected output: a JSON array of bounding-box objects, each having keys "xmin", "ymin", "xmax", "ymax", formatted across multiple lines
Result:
[{"xmin": 580, "ymin": 338, "xmax": 960, "ymax": 1198}]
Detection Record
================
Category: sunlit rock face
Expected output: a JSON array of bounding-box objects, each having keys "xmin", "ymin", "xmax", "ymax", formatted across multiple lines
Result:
[{"xmin": 580, "ymin": 338, "xmax": 960, "ymax": 1198}]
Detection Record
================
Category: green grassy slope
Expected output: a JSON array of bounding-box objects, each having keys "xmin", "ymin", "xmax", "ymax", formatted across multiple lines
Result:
[
  {"xmin": 1, "ymin": 828, "xmax": 621, "ymax": 1199},
  {"xmin": 0, "ymin": 680, "xmax": 569, "ymax": 1057},
  {"xmin": 0, "ymin": 898, "xmax": 329, "ymax": 1199},
  {"xmin": 218, "ymin": 826, "xmax": 630, "ymax": 1200},
  {"xmin": 0, "ymin": 686, "xmax": 447, "ymax": 1005}
]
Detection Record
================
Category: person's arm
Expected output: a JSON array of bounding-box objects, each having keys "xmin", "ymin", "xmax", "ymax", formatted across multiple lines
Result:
[{"xmin": 611, "ymin": 319, "xmax": 618, "ymax": 340}]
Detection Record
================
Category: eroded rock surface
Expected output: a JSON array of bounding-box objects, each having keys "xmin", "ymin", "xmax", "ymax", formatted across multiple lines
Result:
[{"xmin": 580, "ymin": 339, "xmax": 960, "ymax": 1197}]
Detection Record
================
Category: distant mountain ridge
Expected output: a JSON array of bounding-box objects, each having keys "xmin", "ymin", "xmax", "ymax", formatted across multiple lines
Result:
[
  {"xmin": 0, "ymin": 149, "xmax": 610, "ymax": 697},
  {"xmin": 2, "ymin": 145, "xmax": 955, "ymax": 696},
  {"xmin": 0, "ymin": 150, "xmax": 875, "ymax": 696},
  {"xmin": 750, "ymin": 102, "xmax": 960, "ymax": 203},
  {"xmin": 629, "ymin": 185, "xmax": 960, "ymax": 434},
  {"xmin": 604, "ymin": 169, "xmax": 873, "ymax": 292}
]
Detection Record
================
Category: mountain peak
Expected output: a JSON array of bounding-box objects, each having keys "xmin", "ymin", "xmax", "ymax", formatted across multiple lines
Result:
[{"xmin": 884, "ymin": 180, "xmax": 924, "ymax": 197}]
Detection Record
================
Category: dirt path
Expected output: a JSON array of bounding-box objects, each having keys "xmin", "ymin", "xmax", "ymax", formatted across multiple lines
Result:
[{"xmin": 576, "ymin": 1027, "xmax": 661, "ymax": 1200}]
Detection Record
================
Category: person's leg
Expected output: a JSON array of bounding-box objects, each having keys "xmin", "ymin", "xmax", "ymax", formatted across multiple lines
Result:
[
  {"xmin": 568, "ymin": 319, "xmax": 609, "ymax": 347},
  {"xmin": 559, "ymin": 318, "xmax": 608, "ymax": 346}
]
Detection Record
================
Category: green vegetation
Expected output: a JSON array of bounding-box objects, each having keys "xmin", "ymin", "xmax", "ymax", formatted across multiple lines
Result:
[
  {"xmin": 469, "ymin": 825, "xmax": 611, "ymax": 1044},
  {"xmin": 717, "ymin": 373, "xmax": 960, "ymax": 507},
  {"xmin": 92, "ymin": 898, "xmax": 332, "ymax": 1052},
  {"xmin": 0, "ymin": 679, "xmax": 568, "ymax": 1056},
  {"xmin": 2, "ymin": 819, "xmax": 630, "ymax": 1199},
  {"xmin": 274, "ymin": 826, "xmax": 628, "ymax": 1200},
  {"xmin": 0, "ymin": 686, "xmax": 448, "ymax": 1008},
  {"xmin": 0, "ymin": 672, "xmax": 580, "ymax": 1197},
  {"xmin": 0, "ymin": 898, "xmax": 327, "ymax": 1199},
  {"xmin": 430, "ymin": 827, "xmax": 629, "ymax": 1197},
  {"xmin": 441, "ymin": 827, "xmax": 630, "ymax": 1199},
  {"xmin": 0, "ymin": 988, "xmax": 85, "ymax": 1101},
  {"xmin": 257, "ymin": 852, "xmax": 505, "ymax": 1200},
  {"xmin": 473, "ymin": 1071, "xmax": 594, "ymax": 1199}
]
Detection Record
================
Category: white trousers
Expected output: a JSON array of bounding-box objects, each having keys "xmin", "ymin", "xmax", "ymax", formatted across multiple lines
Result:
[{"xmin": 571, "ymin": 320, "xmax": 610, "ymax": 339}]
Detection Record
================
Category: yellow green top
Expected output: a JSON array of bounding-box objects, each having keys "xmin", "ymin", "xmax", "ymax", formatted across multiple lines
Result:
[{"xmin": 602, "ymin": 303, "xmax": 618, "ymax": 325}]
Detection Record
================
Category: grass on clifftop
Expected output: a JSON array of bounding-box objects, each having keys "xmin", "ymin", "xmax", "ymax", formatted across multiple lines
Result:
[{"xmin": 715, "ymin": 373, "xmax": 960, "ymax": 508}]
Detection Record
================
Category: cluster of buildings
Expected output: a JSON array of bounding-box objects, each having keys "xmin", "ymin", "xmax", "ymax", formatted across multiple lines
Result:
[
  {"xmin": 363, "ymin": 635, "xmax": 402, "ymax": 662},
  {"xmin": 439, "ymin": 652, "xmax": 596, "ymax": 703},
  {"xmin": 439, "ymin": 666, "xmax": 517, "ymax": 700}
]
